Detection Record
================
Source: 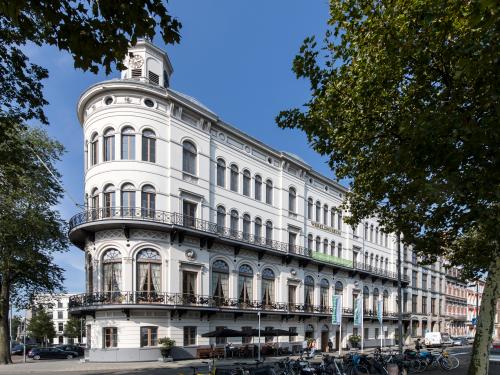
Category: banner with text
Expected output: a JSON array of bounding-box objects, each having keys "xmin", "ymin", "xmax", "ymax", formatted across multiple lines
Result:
[
  {"xmin": 332, "ymin": 295, "xmax": 342, "ymax": 325},
  {"xmin": 353, "ymin": 295, "xmax": 363, "ymax": 326}
]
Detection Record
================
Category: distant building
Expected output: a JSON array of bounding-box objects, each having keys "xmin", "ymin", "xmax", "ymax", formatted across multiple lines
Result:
[
  {"xmin": 495, "ymin": 299, "xmax": 500, "ymax": 341},
  {"xmin": 28, "ymin": 294, "xmax": 86, "ymax": 345},
  {"xmin": 444, "ymin": 267, "xmax": 468, "ymax": 336},
  {"xmin": 466, "ymin": 279, "xmax": 485, "ymax": 336}
]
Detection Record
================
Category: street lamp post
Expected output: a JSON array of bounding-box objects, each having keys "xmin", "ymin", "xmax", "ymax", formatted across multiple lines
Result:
[{"xmin": 396, "ymin": 232, "xmax": 403, "ymax": 355}]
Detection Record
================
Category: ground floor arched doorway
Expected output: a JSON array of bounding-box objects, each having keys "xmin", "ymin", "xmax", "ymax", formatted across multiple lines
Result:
[{"xmin": 320, "ymin": 324, "xmax": 329, "ymax": 352}]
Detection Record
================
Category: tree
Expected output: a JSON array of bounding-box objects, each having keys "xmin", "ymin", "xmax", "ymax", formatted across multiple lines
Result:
[
  {"xmin": 276, "ymin": 1, "xmax": 499, "ymax": 374},
  {"xmin": 63, "ymin": 317, "xmax": 85, "ymax": 343},
  {"xmin": 0, "ymin": 127, "xmax": 67, "ymax": 363},
  {"xmin": 27, "ymin": 307, "xmax": 56, "ymax": 346}
]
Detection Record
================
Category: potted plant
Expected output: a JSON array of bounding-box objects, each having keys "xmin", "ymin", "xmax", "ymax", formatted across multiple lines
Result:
[
  {"xmin": 158, "ymin": 337, "xmax": 175, "ymax": 361},
  {"xmin": 348, "ymin": 334, "xmax": 361, "ymax": 349}
]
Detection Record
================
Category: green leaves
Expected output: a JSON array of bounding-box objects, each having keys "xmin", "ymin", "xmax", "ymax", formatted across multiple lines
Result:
[{"xmin": 27, "ymin": 307, "xmax": 56, "ymax": 344}]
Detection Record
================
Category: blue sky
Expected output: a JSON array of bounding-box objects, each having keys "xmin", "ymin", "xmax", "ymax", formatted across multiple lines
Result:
[{"xmin": 26, "ymin": 0, "xmax": 336, "ymax": 293}]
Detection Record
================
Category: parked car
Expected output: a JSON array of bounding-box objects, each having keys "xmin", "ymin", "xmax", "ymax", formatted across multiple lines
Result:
[
  {"xmin": 451, "ymin": 336, "xmax": 468, "ymax": 346},
  {"xmin": 466, "ymin": 336, "xmax": 475, "ymax": 345},
  {"xmin": 11, "ymin": 344, "xmax": 36, "ymax": 355},
  {"xmin": 491, "ymin": 342, "xmax": 500, "ymax": 363},
  {"xmin": 56, "ymin": 344, "xmax": 84, "ymax": 356},
  {"xmin": 28, "ymin": 347, "xmax": 78, "ymax": 360}
]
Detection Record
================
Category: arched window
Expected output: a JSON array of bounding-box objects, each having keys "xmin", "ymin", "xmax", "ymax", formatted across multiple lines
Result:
[
  {"xmin": 370, "ymin": 253, "xmax": 374, "ymax": 268},
  {"xmin": 364, "ymin": 223, "xmax": 369, "ymax": 240},
  {"xmin": 385, "ymin": 233, "xmax": 388, "ymax": 247},
  {"xmin": 364, "ymin": 252, "xmax": 369, "ymax": 267},
  {"xmin": 136, "ymin": 249, "xmax": 161, "ymax": 297},
  {"xmin": 385, "ymin": 258, "xmax": 389, "ymax": 271},
  {"xmin": 323, "ymin": 239, "xmax": 328, "ymax": 254},
  {"xmin": 363, "ymin": 286, "xmax": 370, "ymax": 313},
  {"xmin": 238, "ymin": 264, "xmax": 253, "ymax": 304},
  {"xmin": 375, "ymin": 227, "xmax": 379, "ymax": 244},
  {"xmin": 265, "ymin": 179, "xmax": 273, "ymax": 204},
  {"xmin": 141, "ymin": 185, "xmax": 155, "ymax": 217},
  {"xmin": 254, "ymin": 175, "xmax": 262, "ymax": 201},
  {"xmin": 262, "ymin": 268, "xmax": 275, "ymax": 305},
  {"xmin": 316, "ymin": 201, "xmax": 321, "ymax": 222},
  {"xmin": 315, "ymin": 236, "xmax": 321, "ymax": 252},
  {"xmin": 331, "ymin": 208, "xmax": 336, "ymax": 228},
  {"xmin": 383, "ymin": 290, "xmax": 389, "ymax": 315},
  {"xmin": 230, "ymin": 210, "xmax": 239, "ymax": 237},
  {"xmin": 323, "ymin": 205, "xmax": 329, "ymax": 225},
  {"xmin": 141, "ymin": 129, "xmax": 156, "ymax": 162},
  {"xmin": 370, "ymin": 225, "xmax": 374, "ymax": 242},
  {"xmin": 335, "ymin": 281, "xmax": 343, "ymax": 296},
  {"xmin": 254, "ymin": 217, "xmax": 262, "ymax": 239},
  {"xmin": 320, "ymin": 279, "xmax": 330, "ymax": 308},
  {"xmin": 307, "ymin": 198, "xmax": 313, "ymax": 219},
  {"xmin": 373, "ymin": 288, "xmax": 380, "ymax": 314},
  {"xmin": 216, "ymin": 158, "xmax": 226, "ymax": 187},
  {"xmin": 182, "ymin": 141, "xmax": 197, "ymax": 175},
  {"xmin": 103, "ymin": 184, "xmax": 115, "ymax": 217},
  {"xmin": 243, "ymin": 170, "xmax": 251, "ymax": 196},
  {"xmin": 90, "ymin": 188, "xmax": 99, "ymax": 210},
  {"xmin": 102, "ymin": 249, "xmax": 122, "ymax": 297},
  {"xmin": 338, "ymin": 243, "xmax": 343, "ymax": 259},
  {"xmin": 90, "ymin": 133, "xmax": 99, "ymax": 165},
  {"xmin": 230, "ymin": 164, "xmax": 239, "ymax": 192},
  {"xmin": 216, "ymin": 206, "xmax": 226, "ymax": 233},
  {"xmin": 243, "ymin": 214, "xmax": 251, "ymax": 240},
  {"xmin": 265, "ymin": 221, "xmax": 273, "ymax": 245},
  {"xmin": 87, "ymin": 254, "xmax": 93, "ymax": 293},
  {"xmin": 212, "ymin": 260, "xmax": 229, "ymax": 302},
  {"xmin": 121, "ymin": 183, "xmax": 135, "ymax": 214},
  {"xmin": 121, "ymin": 127, "xmax": 135, "ymax": 160},
  {"xmin": 288, "ymin": 187, "xmax": 296, "ymax": 213},
  {"xmin": 330, "ymin": 241, "xmax": 335, "ymax": 256},
  {"xmin": 307, "ymin": 234, "xmax": 313, "ymax": 250},
  {"xmin": 304, "ymin": 276, "xmax": 315, "ymax": 310},
  {"xmin": 375, "ymin": 255, "xmax": 379, "ymax": 269},
  {"xmin": 103, "ymin": 128, "xmax": 115, "ymax": 161},
  {"xmin": 337, "ymin": 211, "xmax": 342, "ymax": 231}
]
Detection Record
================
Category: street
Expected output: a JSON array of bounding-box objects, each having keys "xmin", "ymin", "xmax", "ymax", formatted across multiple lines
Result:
[{"xmin": 1, "ymin": 347, "xmax": 499, "ymax": 375}]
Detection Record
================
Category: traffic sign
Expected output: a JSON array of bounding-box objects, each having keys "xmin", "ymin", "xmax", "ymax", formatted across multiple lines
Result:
[{"xmin": 472, "ymin": 318, "xmax": 477, "ymax": 325}]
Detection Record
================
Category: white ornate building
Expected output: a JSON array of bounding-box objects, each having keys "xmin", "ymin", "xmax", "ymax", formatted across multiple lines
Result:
[{"xmin": 69, "ymin": 40, "xmax": 416, "ymax": 362}]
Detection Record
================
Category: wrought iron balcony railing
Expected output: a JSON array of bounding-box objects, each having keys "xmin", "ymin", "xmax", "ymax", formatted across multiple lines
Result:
[
  {"xmin": 68, "ymin": 291, "xmax": 406, "ymax": 319},
  {"xmin": 69, "ymin": 208, "xmax": 409, "ymax": 282}
]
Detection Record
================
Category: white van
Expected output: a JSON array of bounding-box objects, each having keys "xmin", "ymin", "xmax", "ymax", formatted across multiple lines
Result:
[{"xmin": 425, "ymin": 332, "xmax": 452, "ymax": 347}]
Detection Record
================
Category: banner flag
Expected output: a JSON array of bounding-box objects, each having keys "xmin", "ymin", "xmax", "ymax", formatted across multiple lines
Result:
[
  {"xmin": 331, "ymin": 295, "xmax": 342, "ymax": 325},
  {"xmin": 377, "ymin": 299, "xmax": 383, "ymax": 324},
  {"xmin": 353, "ymin": 295, "xmax": 363, "ymax": 326}
]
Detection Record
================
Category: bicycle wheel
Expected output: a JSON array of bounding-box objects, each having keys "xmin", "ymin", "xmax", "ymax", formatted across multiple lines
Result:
[{"xmin": 349, "ymin": 365, "xmax": 370, "ymax": 375}]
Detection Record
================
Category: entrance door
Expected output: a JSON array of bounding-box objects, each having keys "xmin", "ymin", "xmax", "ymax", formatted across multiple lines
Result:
[
  {"xmin": 321, "ymin": 331, "xmax": 329, "ymax": 352},
  {"xmin": 335, "ymin": 330, "xmax": 340, "ymax": 350}
]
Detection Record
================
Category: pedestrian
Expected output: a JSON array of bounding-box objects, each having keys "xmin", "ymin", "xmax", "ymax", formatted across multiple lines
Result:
[
  {"xmin": 415, "ymin": 338, "xmax": 422, "ymax": 352},
  {"xmin": 328, "ymin": 339, "xmax": 333, "ymax": 352}
]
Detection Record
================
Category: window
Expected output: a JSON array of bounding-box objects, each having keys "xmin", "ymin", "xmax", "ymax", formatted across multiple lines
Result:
[
  {"xmin": 140, "ymin": 327, "xmax": 158, "ymax": 347},
  {"xmin": 254, "ymin": 217, "xmax": 262, "ymax": 239},
  {"xmin": 121, "ymin": 183, "xmax": 135, "ymax": 212},
  {"xmin": 412, "ymin": 294, "xmax": 418, "ymax": 313},
  {"xmin": 90, "ymin": 133, "xmax": 98, "ymax": 165},
  {"xmin": 385, "ymin": 233, "xmax": 388, "ymax": 247},
  {"xmin": 57, "ymin": 300, "xmax": 63, "ymax": 308},
  {"xmin": 412, "ymin": 271, "xmax": 418, "ymax": 287},
  {"xmin": 212, "ymin": 260, "xmax": 229, "ymax": 301},
  {"xmin": 331, "ymin": 208, "xmax": 336, "ymax": 228},
  {"xmin": 338, "ymin": 243, "xmax": 342, "ymax": 258},
  {"xmin": 102, "ymin": 249, "xmax": 122, "ymax": 295},
  {"xmin": 370, "ymin": 225, "xmax": 374, "ymax": 242},
  {"xmin": 363, "ymin": 286, "xmax": 369, "ymax": 313},
  {"xmin": 431, "ymin": 276, "xmax": 436, "ymax": 290},
  {"xmin": 261, "ymin": 268, "xmax": 275, "ymax": 305},
  {"xmin": 383, "ymin": 290, "xmax": 389, "ymax": 315},
  {"xmin": 335, "ymin": 281, "xmax": 343, "ymax": 296},
  {"xmin": 323, "ymin": 205, "xmax": 328, "ymax": 225},
  {"xmin": 375, "ymin": 327, "xmax": 379, "ymax": 340},
  {"xmin": 375, "ymin": 227, "xmax": 379, "ymax": 244},
  {"xmin": 90, "ymin": 188, "xmax": 99, "ymax": 210},
  {"xmin": 216, "ymin": 206, "xmax": 226, "ymax": 232},
  {"xmin": 230, "ymin": 165, "xmax": 239, "ymax": 192},
  {"xmin": 422, "ymin": 296, "xmax": 427, "ymax": 314},
  {"xmin": 323, "ymin": 239, "xmax": 328, "ymax": 254},
  {"xmin": 265, "ymin": 179, "xmax": 273, "ymax": 204},
  {"xmin": 182, "ymin": 200, "xmax": 197, "ymax": 227},
  {"xmin": 242, "ymin": 170, "xmax": 251, "ymax": 196},
  {"xmin": 182, "ymin": 141, "xmax": 197, "ymax": 175},
  {"xmin": 243, "ymin": 214, "xmax": 251, "ymax": 240},
  {"xmin": 288, "ymin": 187, "xmax": 296, "ymax": 213},
  {"xmin": 265, "ymin": 221, "xmax": 273, "ymax": 244},
  {"xmin": 183, "ymin": 326, "xmax": 196, "ymax": 346},
  {"xmin": 87, "ymin": 254, "xmax": 93, "ymax": 293},
  {"xmin": 136, "ymin": 249, "xmax": 161, "ymax": 296},
  {"xmin": 431, "ymin": 298, "xmax": 436, "ymax": 315},
  {"xmin": 316, "ymin": 201, "xmax": 321, "ymax": 222},
  {"xmin": 141, "ymin": 185, "xmax": 155, "ymax": 217},
  {"xmin": 364, "ymin": 223, "xmax": 368, "ymax": 240},
  {"xmin": 104, "ymin": 327, "xmax": 118, "ymax": 348},
  {"xmin": 307, "ymin": 234, "xmax": 313, "ymax": 250},
  {"xmin": 216, "ymin": 159, "xmax": 226, "ymax": 187},
  {"xmin": 289, "ymin": 327, "xmax": 297, "ymax": 342},
  {"xmin": 289, "ymin": 231, "xmax": 297, "ymax": 252},
  {"xmin": 308, "ymin": 198, "xmax": 313, "ymax": 219},
  {"xmin": 320, "ymin": 279, "xmax": 329, "ymax": 308},
  {"xmin": 148, "ymin": 71, "xmax": 159, "ymax": 85},
  {"xmin": 422, "ymin": 273, "xmax": 428, "ymax": 290},
  {"xmin": 337, "ymin": 211, "xmax": 342, "ymax": 231},
  {"xmin": 238, "ymin": 264, "xmax": 253, "ymax": 303},
  {"xmin": 103, "ymin": 128, "xmax": 115, "ymax": 161},
  {"xmin": 315, "ymin": 236, "xmax": 321, "ymax": 252},
  {"xmin": 330, "ymin": 241, "xmax": 335, "ymax": 256},
  {"xmin": 58, "ymin": 323, "xmax": 64, "ymax": 332},
  {"xmin": 103, "ymin": 184, "xmax": 115, "ymax": 217},
  {"xmin": 182, "ymin": 271, "xmax": 197, "ymax": 298},
  {"xmin": 230, "ymin": 210, "xmax": 239, "ymax": 236},
  {"xmin": 373, "ymin": 288, "xmax": 379, "ymax": 315},
  {"xmin": 288, "ymin": 285, "xmax": 297, "ymax": 308},
  {"xmin": 254, "ymin": 175, "xmax": 262, "ymax": 201},
  {"xmin": 304, "ymin": 276, "xmax": 315, "ymax": 310},
  {"xmin": 364, "ymin": 328, "xmax": 369, "ymax": 340},
  {"xmin": 121, "ymin": 127, "xmax": 135, "ymax": 160},
  {"xmin": 141, "ymin": 129, "xmax": 156, "ymax": 162}
]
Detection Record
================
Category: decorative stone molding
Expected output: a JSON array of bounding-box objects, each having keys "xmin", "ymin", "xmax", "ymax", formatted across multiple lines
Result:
[{"xmin": 185, "ymin": 249, "xmax": 197, "ymax": 261}]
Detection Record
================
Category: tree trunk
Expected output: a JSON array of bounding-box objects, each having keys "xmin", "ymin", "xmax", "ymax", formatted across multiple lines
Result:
[
  {"xmin": 468, "ymin": 256, "xmax": 500, "ymax": 375},
  {"xmin": 0, "ymin": 279, "xmax": 12, "ymax": 364}
]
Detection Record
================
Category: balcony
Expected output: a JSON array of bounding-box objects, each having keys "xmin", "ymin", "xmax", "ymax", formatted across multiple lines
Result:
[
  {"xmin": 68, "ymin": 208, "xmax": 409, "ymax": 283},
  {"xmin": 68, "ymin": 291, "xmax": 408, "ymax": 320}
]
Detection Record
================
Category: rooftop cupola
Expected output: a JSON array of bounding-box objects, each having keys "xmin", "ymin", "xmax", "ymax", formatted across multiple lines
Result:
[{"xmin": 120, "ymin": 39, "xmax": 173, "ymax": 88}]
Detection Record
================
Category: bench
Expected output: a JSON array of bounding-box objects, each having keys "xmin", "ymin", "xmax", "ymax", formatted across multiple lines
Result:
[{"xmin": 196, "ymin": 347, "xmax": 224, "ymax": 359}]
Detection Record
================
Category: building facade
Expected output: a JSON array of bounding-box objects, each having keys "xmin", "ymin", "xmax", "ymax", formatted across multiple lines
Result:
[
  {"xmin": 69, "ymin": 40, "xmax": 414, "ymax": 362},
  {"xmin": 28, "ymin": 294, "xmax": 85, "ymax": 345},
  {"xmin": 466, "ymin": 280, "xmax": 484, "ymax": 336},
  {"xmin": 444, "ymin": 267, "xmax": 468, "ymax": 336}
]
